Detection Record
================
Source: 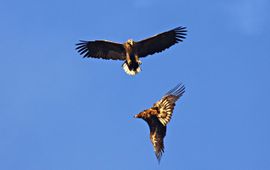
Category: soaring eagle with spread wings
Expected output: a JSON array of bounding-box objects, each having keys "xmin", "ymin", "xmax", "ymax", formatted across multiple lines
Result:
[
  {"xmin": 134, "ymin": 83, "xmax": 185, "ymax": 162},
  {"xmin": 75, "ymin": 27, "xmax": 187, "ymax": 76}
]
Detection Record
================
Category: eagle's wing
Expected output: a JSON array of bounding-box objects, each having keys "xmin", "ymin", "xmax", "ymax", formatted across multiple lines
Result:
[
  {"xmin": 135, "ymin": 27, "xmax": 187, "ymax": 58},
  {"xmin": 75, "ymin": 40, "xmax": 126, "ymax": 60},
  {"xmin": 153, "ymin": 84, "xmax": 185, "ymax": 126},
  {"xmin": 147, "ymin": 117, "xmax": 166, "ymax": 162}
]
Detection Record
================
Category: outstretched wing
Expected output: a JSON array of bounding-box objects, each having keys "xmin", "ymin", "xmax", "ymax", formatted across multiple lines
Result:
[
  {"xmin": 154, "ymin": 83, "xmax": 185, "ymax": 126},
  {"xmin": 75, "ymin": 40, "xmax": 126, "ymax": 60},
  {"xmin": 135, "ymin": 27, "xmax": 187, "ymax": 58},
  {"xmin": 147, "ymin": 117, "xmax": 166, "ymax": 163}
]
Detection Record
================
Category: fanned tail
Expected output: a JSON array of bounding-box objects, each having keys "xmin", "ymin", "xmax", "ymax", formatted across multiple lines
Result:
[{"xmin": 122, "ymin": 61, "xmax": 141, "ymax": 76}]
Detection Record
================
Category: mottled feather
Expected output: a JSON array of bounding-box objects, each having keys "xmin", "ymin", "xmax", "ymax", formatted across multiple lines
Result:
[
  {"xmin": 147, "ymin": 116, "xmax": 166, "ymax": 162},
  {"xmin": 154, "ymin": 84, "xmax": 185, "ymax": 126}
]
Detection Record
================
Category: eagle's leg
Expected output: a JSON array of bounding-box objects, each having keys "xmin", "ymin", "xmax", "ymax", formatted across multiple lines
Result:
[
  {"xmin": 126, "ymin": 54, "xmax": 132, "ymax": 65},
  {"xmin": 135, "ymin": 55, "xmax": 142, "ymax": 65}
]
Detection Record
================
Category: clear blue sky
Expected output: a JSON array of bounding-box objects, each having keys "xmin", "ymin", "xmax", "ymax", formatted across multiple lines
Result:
[{"xmin": 1, "ymin": 0, "xmax": 270, "ymax": 169}]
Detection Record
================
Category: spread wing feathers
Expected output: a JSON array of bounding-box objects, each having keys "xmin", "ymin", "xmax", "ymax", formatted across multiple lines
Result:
[
  {"xmin": 75, "ymin": 40, "xmax": 126, "ymax": 60},
  {"xmin": 136, "ymin": 26, "xmax": 187, "ymax": 58},
  {"xmin": 154, "ymin": 83, "xmax": 185, "ymax": 126},
  {"xmin": 148, "ymin": 117, "xmax": 167, "ymax": 163}
]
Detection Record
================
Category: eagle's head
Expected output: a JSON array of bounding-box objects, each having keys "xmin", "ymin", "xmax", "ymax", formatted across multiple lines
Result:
[
  {"xmin": 127, "ymin": 39, "xmax": 135, "ymax": 46},
  {"xmin": 134, "ymin": 109, "xmax": 153, "ymax": 119},
  {"xmin": 134, "ymin": 112, "xmax": 142, "ymax": 118}
]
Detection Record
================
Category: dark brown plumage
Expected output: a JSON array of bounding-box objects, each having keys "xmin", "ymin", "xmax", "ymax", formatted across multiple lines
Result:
[
  {"xmin": 134, "ymin": 83, "xmax": 185, "ymax": 162},
  {"xmin": 75, "ymin": 27, "xmax": 187, "ymax": 76}
]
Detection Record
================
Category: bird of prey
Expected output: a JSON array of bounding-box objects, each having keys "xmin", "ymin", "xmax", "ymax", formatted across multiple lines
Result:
[
  {"xmin": 134, "ymin": 83, "xmax": 185, "ymax": 162},
  {"xmin": 75, "ymin": 27, "xmax": 187, "ymax": 76}
]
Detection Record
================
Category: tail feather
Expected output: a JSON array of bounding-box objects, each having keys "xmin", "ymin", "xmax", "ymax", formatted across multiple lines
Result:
[{"xmin": 122, "ymin": 61, "xmax": 141, "ymax": 76}]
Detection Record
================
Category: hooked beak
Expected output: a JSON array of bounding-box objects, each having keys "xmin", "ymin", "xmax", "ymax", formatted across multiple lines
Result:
[{"xmin": 134, "ymin": 114, "xmax": 138, "ymax": 118}]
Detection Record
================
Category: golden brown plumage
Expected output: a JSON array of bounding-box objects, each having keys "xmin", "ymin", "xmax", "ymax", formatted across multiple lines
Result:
[
  {"xmin": 75, "ymin": 27, "xmax": 187, "ymax": 76},
  {"xmin": 134, "ymin": 84, "xmax": 185, "ymax": 162}
]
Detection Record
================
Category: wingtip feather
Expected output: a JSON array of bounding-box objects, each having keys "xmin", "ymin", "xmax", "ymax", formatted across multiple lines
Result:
[
  {"xmin": 173, "ymin": 26, "xmax": 187, "ymax": 43},
  {"xmin": 166, "ymin": 83, "xmax": 185, "ymax": 97}
]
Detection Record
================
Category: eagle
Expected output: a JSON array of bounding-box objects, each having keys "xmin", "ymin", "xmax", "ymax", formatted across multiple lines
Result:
[
  {"xmin": 75, "ymin": 27, "xmax": 187, "ymax": 76},
  {"xmin": 134, "ymin": 83, "xmax": 185, "ymax": 162}
]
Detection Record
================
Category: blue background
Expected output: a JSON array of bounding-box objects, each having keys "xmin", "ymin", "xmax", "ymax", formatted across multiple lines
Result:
[{"xmin": 1, "ymin": 0, "xmax": 270, "ymax": 169}]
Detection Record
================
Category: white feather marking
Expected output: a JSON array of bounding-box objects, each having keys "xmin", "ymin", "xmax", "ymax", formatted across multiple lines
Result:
[{"xmin": 122, "ymin": 62, "xmax": 141, "ymax": 76}]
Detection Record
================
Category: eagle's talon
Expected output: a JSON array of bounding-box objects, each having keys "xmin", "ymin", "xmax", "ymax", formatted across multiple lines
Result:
[{"xmin": 127, "ymin": 60, "xmax": 132, "ymax": 65}]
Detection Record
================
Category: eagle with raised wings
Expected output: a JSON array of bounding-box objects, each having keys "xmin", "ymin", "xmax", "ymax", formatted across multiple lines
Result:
[
  {"xmin": 134, "ymin": 83, "xmax": 185, "ymax": 162},
  {"xmin": 75, "ymin": 27, "xmax": 187, "ymax": 76}
]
